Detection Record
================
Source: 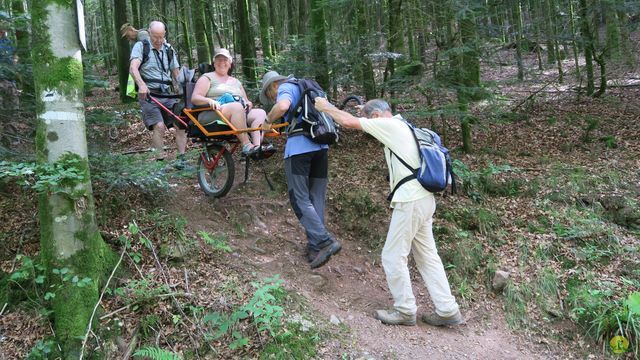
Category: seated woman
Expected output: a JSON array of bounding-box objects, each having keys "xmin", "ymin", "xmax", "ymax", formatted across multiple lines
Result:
[{"xmin": 191, "ymin": 48, "xmax": 267, "ymax": 155}]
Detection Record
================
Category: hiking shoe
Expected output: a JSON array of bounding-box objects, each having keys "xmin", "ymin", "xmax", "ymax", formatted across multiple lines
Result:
[
  {"xmin": 174, "ymin": 155, "xmax": 195, "ymax": 171},
  {"xmin": 421, "ymin": 311, "xmax": 465, "ymax": 326},
  {"xmin": 309, "ymin": 240, "xmax": 342, "ymax": 269},
  {"xmin": 242, "ymin": 143, "xmax": 259, "ymax": 156},
  {"xmin": 374, "ymin": 309, "xmax": 416, "ymax": 326},
  {"xmin": 305, "ymin": 249, "xmax": 318, "ymax": 263}
]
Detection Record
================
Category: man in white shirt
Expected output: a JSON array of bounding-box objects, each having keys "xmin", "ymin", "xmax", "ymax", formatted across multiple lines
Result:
[{"xmin": 315, "ymin": 98, "xmax": 464, "ymax": 327}]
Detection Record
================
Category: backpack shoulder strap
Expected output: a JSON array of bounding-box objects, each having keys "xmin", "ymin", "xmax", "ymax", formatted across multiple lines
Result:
[
  {"xmin": 165, "ymin": 43, "xmax": 175, "ymax": 68},
  {"xmin": 141, "ymin": 39, "xmax": 150, "ymax": 66}
]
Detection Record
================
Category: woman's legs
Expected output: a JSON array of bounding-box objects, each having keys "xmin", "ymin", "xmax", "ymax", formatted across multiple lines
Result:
[
  {"xmin": 220, "ymin": 102, "xmax": 250, "ymax": 146},
  {"xmin": 247, "ymin": 108, "xmax": 267, "ymax": 146}
]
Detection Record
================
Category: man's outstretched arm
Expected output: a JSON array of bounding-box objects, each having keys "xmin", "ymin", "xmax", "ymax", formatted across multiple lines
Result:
[{"xmin": 314, "ymin": 98, "xmax": 362, "ymax": 130}]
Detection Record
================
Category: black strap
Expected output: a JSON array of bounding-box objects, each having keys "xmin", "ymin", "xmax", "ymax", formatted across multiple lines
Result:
[
  {"xmin": 386, "ymin": 149, "xmax": 418, "ymax": 201},
  {"xmin": 141, "ymin": 77, "xmax": 172, "ymax": 85}
]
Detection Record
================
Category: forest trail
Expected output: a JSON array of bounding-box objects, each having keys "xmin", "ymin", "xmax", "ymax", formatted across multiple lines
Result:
[{"xmin": 165, "ymin": 169, "xmax": 562, "ymax": 360}]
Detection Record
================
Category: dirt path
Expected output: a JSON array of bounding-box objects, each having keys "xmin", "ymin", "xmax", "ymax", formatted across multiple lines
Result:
[{"xmin": 168, "ymin": 173, "xmax": 566, "ymax": 360}]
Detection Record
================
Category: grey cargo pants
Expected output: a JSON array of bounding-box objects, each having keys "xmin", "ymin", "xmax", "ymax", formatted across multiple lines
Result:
[{"xmin": 284, "ymin": 150, "xmax": 334, "ymax": 252}]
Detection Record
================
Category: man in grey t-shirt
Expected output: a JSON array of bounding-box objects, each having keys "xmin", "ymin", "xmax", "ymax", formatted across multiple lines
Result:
[{"xmin": 129, "ymin": 21, "xmax": 186, "ymax": 161}]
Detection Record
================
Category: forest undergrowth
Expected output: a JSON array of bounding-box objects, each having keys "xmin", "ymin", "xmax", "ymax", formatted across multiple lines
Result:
[{"xmin": 1, "ymin": 52, "xmax": 639, "ymax": 359}]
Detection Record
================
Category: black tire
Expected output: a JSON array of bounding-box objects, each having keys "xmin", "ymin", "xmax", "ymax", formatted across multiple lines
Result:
[
  {"xmin": 339, "ymin": 95, "xmax": 363, "ymax": 110},
  {"xmin": 197, "ymin": 144, "xmax": 235, "ymax": 198}
]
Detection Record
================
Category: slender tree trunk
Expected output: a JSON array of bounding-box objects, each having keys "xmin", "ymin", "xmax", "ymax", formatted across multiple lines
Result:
[
  {"xmin": 257, "ymin": 0, "xmax": 273, "ymax": 59},
  {"xmin": 178, "ymin": 0, "xmax": 194, "ymax": 68},
  {"xmin": 310, "ymin": 0, "xmax": 329, "ymax": 90},
  {"xmin": 579, "ymin": 0, "xmax": 595, "ymax": 95},
  {"xmin": 386, "ymin": 0, "xmax": 402, "ymax": 109},
  {"xmin": 268, "ymin": 0, "xmax": 281, "ymax": 52},
  {"xmin": 205, "ymin": 2, "xmax": 225, "ymax": 49},
  {"xmin": 131, "ymin": 0, "xmax": 140, "ymax": 27},
  {"xmin": 356, "ymin": 0, "xmax": 375, "ymax": 99},
  {"xmin": 512, "ymin": 0, "xmax": 525, "ymax": 81},
  {"xmin": 542, "ymin": 0, "xmax": 556, "ymax": 64},
  {"xmin": 298, "ymin": 0, "xmax": 308, "ymax": 36},
  {"xmin": 193, "ymin": 0, "xmax": 210, "ymax": 64},
  {"xmin": 568, "ymin": 0, "xmax": 581, "ymax": 80},
  {"xmin": 594, "ymin": 53, "xmax": 606, "ymax": 97},
  {"xmin": 604, "ymin": 1, "xmax": 620, "ymax": 59},
  {"xmin": 31, "ymin": 1, "xmax": 115, "ymax": 356},
  {"xmin": 11, "ymin": 0, "xmax": 29, "ymax": 62},
  {"xmin": 100, "ymin": 0, "xmax": 113, "ymax": 73},
  {"xmin": 236, "ymin": 0, "xmax": 257, "ymax": 87},
  {"xmin": 548, "ymin": 0, "xmax": 563, "ymax": 83},
  {"xmin": 287, "ymin": 0, "xmax": 298, "ymax": 35},
  {"xmin": 114, "ymin": 0, "xmax": 130, "ymax": 102}
]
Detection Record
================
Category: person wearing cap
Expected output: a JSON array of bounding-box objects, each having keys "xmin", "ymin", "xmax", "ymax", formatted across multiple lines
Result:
[
  {"xmin": 313, "ymin": 97, "xmax": 464, "ymax": 327},
  {"xmin": 191, "ymin": 48, "xmax": 269, "ymax": 155},
  {"xmin": 259, "ymin": 71, "xmax": 341, "ymax": 269},
  {"xmin": 129, "ymin": 21, "xmax": 186, "ymax": 161},
  {"xmin": 120, "ymin": 23, "xmax": 150, "ymax": 43}
]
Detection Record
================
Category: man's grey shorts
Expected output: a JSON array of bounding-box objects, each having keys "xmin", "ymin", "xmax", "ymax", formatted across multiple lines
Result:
[{"xmin": 139, "ymin": 97, "xmax": 178, "ymax": 130}]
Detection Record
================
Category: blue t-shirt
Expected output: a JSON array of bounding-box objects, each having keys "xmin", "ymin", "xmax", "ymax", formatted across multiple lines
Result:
[
  {"xmin": 0, "ymin": 37, "xmax": 15, "ymax": 64},
  {"xmin": 277, "ymin": 82, "xmax": 329, "ymax": 158}
]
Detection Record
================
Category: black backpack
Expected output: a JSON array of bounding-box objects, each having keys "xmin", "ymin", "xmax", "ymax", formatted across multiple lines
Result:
[{"xmin": 285, "ymin": 79, "xmax": 339, "ymax": 145}]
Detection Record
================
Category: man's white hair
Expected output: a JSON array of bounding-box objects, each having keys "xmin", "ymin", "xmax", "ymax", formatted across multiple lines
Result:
[
  {"xmin": 148, "ymin": 21, "xmax": 165, "ymax": 33},
  {"xmin": 363, "ymin": 99, "xmax": 391, "ymax": 117}
]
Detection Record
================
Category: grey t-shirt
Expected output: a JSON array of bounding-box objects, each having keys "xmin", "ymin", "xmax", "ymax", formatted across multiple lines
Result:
[
  {"xmin": 130, "ymin": 40, "xmax": 179, "ymax": 92},
  {"xmin": 137, "ymin": 30, "xmax": 150, "ymax": 42}
]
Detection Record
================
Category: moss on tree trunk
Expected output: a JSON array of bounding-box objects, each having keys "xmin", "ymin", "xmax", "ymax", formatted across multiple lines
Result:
[{"xmin": 32, "ymin": 1, "xmax": 115, "ymax": 356}]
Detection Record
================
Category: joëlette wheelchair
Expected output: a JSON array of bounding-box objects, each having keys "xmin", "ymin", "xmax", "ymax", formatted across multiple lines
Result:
[
  {"xmin": 145, "ymin": 68, "xmax": 287, "ymax": 198},
  {"xmin": 145, "ymin": 65, "xmax": 362, "ymax": 198}
]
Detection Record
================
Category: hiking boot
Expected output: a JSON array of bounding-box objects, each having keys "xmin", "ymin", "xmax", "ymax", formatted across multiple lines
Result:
[
  {"xmin": 421, "ymin": 310, "xmax": 465, "ymax": 326},
  {"xmin": 374, "ymin": 309, "xmax": 416, "ymax": 326},
  {"xmin": 174, "ymin": 155, "xmax": 195, "ymax": 171},
  {"xmin": 309, "ymin": 240, "xmax": 342, "ymax": 269},
  {"xmin": 305, "ymin": 249, "xmax": 318, "ymax": 263}
]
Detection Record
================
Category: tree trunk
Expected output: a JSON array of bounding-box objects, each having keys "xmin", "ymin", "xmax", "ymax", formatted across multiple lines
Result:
[
  {"xmin": 11, "ymin": 0, "xmax": 29, "ymax": 62},
  {"xmin": 131, "ymin": 0, "xmax": 141, "ymax": 27},
  {"xmin": 31, "ymin": 1, "xmax": 115, "ymax": 356},
  {"xmin": 236, "ymin": 0, "xmax": 257, "ymax": 87},
  {"xmin": 257, "ymin": 0, "xmax": 273, "ymax": 59},
  {"xmin": 356, "ymin": 0, "xmax": 375, "ymax": 100},
  {"xmin": 178, "ymin": 0, "xmax": 194, "ymax": 68},
  {"xmin": 512, "ymin": 0, "xmax": 525, "ymax": 81},
  {"xmin": 298, "ymin": 0, "xmax": 308, "ymax": 36},
  {"xmin": 114, "ymin": 0, "xmax": 130, "ymax": 102},
  {"xmin": 193, "ymin": 0, "xmax": 210, "ymax": 64},
  {"xmin": 386, "ymin": 0, "xmax": 402, "ymax": 109},
  {"xmin": 568, "ymin": 0, "xmax": 581, "ymax": 80},
  {"xmin": 542, "ymin": 0, "xmax": 556, "ymax": 64},
  {"xmin": 287, "ymin": 0, "xmax": 298, "ymax": 35},
  {"xmin": 310, "ymin": 0, "xmax": 329, "ymax": 90},
  {"xmin": 579, "ymin": 0, "xmax": 595, "ymax": 95},
  {"xmin": 100, "ymin": 0, "xmax": 113, "ymax": 73},
  {"xmin": 268, "ymin": 0, "xmax": 281, "ymax": 52},
  {"xmin": 205, "ymin": 2, "xmax": 225, "ymax": 49},
  {"xmin": 604, "ymin": 1, "xmax": 620, "ymax": 59}
]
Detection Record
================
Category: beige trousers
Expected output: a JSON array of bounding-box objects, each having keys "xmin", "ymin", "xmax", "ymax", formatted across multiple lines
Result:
[{"xmin": 381, "ymin": 195, "xmax": 460, "ymax": 317}]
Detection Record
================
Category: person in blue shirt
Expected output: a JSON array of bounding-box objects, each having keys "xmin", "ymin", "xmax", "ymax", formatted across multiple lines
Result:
[
  {"xmin": 0, "ymin": 23, "xmax": 14, "ymax": 66},
  {"xmin": 259, "ymin": 71, "xmax": 341, "ymax": 269},
  {"xmin": 0, "ymin": 22, "xmax": 18, "ymax": 111}
]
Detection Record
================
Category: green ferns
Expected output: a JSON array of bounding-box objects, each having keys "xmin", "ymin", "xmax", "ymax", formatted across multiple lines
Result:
[{"xmin": 133, "ymin": 346, "xmax": 181, "ymax": 360}]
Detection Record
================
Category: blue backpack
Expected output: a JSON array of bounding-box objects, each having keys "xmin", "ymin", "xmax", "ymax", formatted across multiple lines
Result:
[{"xmin": 387, "ymin": 119, "xmax": 456, "ymax": 201}]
